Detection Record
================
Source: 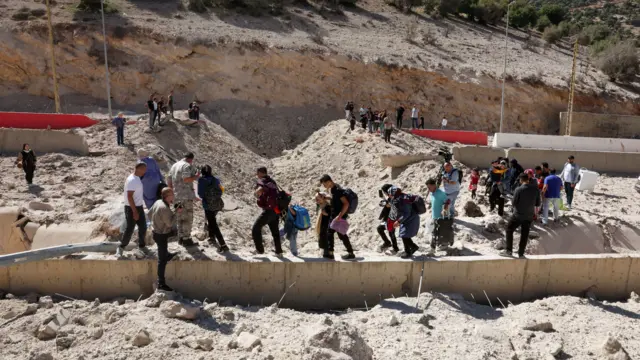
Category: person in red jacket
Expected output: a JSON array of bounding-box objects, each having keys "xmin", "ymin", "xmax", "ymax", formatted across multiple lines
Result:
[{"xmin": 252, "ymin": 167, "xmax": 283, "ymax": 256}]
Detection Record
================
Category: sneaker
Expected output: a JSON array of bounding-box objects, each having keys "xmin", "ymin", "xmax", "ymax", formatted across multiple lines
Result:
[
  {"xmin": 181, "ymin": 238, "xmax": 196, "ymax": 247},
  {"xmin": 385, "ymin": 249, "xmax": 399, "ymax": 256},
  {"xmin": 218, "ymin": 245, "xmax": 230, "ymax": 254},
  {"xmin": 499, "ymin": 250, "xmax": 513, "ymax": 258},
  {"xmin": 399, "ymin": 251, "xmax": 413, "ymax": 259},
  {"xmin": 341, "ymin": 253, "xmax": 356, "ymax": 260},
  {"xmin": 378, "ymin": 244, "xmax": 391, "ymax": 253},
  {"xmin": 409, "ymin": 244, "xmax": 419, "ymax": 256},
  {"xmin": 157, "ymin": 283, "xmax": 173, "ymax": 292},
  {"xmin": 133, "ymin": 248, "xmax": 148, "ymax": 258},
  {"xmin": 323, "ymin": 252, "xmax": 335, "ymax": 260},
  {"xmin": 518, "ymin": 254, "xmax": 526, "ymax": 259},
  {"xmin": 273, "ymin": 251, "xmax": 284, "ymax": 257},
  {"xmin": 115, "ymin": 247, "xmax": 124, "ymax": 258}
]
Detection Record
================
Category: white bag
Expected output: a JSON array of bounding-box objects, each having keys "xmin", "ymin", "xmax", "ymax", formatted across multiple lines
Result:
[{"xmin": 575, "ymin": 169, "xmax": 598, "ymax": 192}]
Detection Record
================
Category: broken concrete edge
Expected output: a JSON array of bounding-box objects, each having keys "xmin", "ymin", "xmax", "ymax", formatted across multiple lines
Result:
[
  {"xmin": 0, "ymin": 128, "xmax": 90, "ymax": 155},
  {"xmin": 1, "ymin": 254, "xmax": 638, "ymax": 309},
  {"xmin": 380, "ymin": 154, "xmax": 437, "ymax": 168}
]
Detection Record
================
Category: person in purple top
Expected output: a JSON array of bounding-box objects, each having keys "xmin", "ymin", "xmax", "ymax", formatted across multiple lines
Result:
[
  {"xmin": 111, "ymin": 112, "xmax": 126, "ymax": 146},
  {"xmin": 137, "ymin": 149, "xmax": 165, "ymax": 209},
  {"xmin": 542, "ymin": 168, "xmax": 563, "ymax": 225}
]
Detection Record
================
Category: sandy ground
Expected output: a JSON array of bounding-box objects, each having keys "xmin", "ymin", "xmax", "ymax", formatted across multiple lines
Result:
[
  {"xmin": 2, "ymin": 114, "xmax": 640, "ymax": 263},
  {"xmin": 0, "ymin": 290, "xmax": 638, "ymax": 360}
]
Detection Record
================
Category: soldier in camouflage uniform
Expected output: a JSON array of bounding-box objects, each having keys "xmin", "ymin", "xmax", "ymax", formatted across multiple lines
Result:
[{"xmin": 168, "ymin": 152, "xmax": 199, "ymax": 247}]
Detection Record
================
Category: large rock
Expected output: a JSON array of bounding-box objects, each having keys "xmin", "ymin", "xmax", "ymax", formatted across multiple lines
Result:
[
  {"xmin": 237, "ymin": 332, "xmax": 262, "ymax": 350},
  {"xmin": 196, "ymin": 338, "xmax": 214, "ymax": 351},
  {"xmin": 144, "ymin": 292, "xmax": 176, "ymax": 308},
  {"xmin": 303, "ymin": 348, "xmax": 352, "ymax": 360},
  {"xmin": 630, "ymin": 292, "xmax": 640, "ymax": 303},
  {"xmin": 37, "ymin": 309, "xmax": 71, "ymax": 340},
  {"xmin": 56, "ymin": 336, "xmax": 75, "ymax": 350},
  {"xmin": 304, "ymin": 322, "xmax": 373, "ymax": 360},
  {"xmin": 464, "ymin": 201, "xmax": 484, "ymax": 217},
  {"xmin": 132, "ymin": 329, "xmax": 152, "ymax": 347},
  {"xmin": 160, "ymin": 300, "xmax": 201, "ymax": 320},
  {"xmin": 29, "ymin": 201, "xmax": 54, "ymax": 212},
  {"xmin": 38, "ymin": 296, "xmax": 54, "ymax": 309},
  {"xmin": 522, "ymin": 320, "xmax": 554, "ymax": 332},
  {"xmin": 600, "ymin": 336, "xmax": 630, "ymax": 359}
]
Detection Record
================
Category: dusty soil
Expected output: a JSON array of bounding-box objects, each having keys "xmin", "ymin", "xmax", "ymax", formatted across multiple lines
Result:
[
  {"xmin": 1, "ymin": 290, "xmax": 639, "ymax": 360},
  {"xmin": 2, "ymin": 114, "xmax": 640, "ymax": 262}
]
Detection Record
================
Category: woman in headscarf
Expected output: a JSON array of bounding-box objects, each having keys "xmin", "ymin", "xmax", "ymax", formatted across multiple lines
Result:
[
  {"xmin": 197, "ymin": 165, "xmax": 229, "ymax": 253},
  {"xmin": 137, "ymin": 149, "xmax": 164, "ymax": 209},
  {"xmin": 315, "ymin": 192, "xmax": 332, "ymax": 252},
  {"xmin": 388, "ymin": 186, "xmax": 420, "ymax": 259},
  {"xmin": 16, "ymin": 143, "xmax": 37, "ymax": 185}
]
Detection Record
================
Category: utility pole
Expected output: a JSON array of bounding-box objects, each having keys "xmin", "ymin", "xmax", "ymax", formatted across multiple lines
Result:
[
  {"xmin": 45, "ymin": 0, "xmax": 61, "ymax": 113},
  {"xmin": 499, "ymin": 1, "xmax": 515, "ymax": 133},
  {"xmin": 100, "ymin": 0, "xmax": 113, "ymax": 119},
  {"xmin": 566, "ymin": 39, "xmax": 579, "ymax": 136}
]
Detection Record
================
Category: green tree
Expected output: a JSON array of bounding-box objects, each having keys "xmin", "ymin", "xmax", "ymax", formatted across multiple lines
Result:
[
  {"xmin": 595, "ymin": 41, "xmax": 639, "ymax": 82},
  {"xmin": 538, "ymin": 4, "xmax": 566, "ymax": 25},
  {"xmin": 509, "ymin": 0, "xmax": 537, "ymax": 28},
  {"xmin": 473, "ymin": 0, "xmax": 506, "ymax": 25},
  {"xmin": 536, "ymin": 14, "xmax": 551, "ymax": 31},
  {"xmin": 439, "ymin": 0, "xmax": 461, "ymax": 16},
  {"xmin": 542, "ymin": 25, "xmax": 563, "ymax": 45},
  {"xmin": 423, "ymin": 0, "xmax": 440, "ymax": 14},
  {"xmin": 456, "ymin": 0, "xmax": 477, "ymax": 18},
  {"xmin": 578, "ymin": 24, "xmax": 610, "ymax": 46}
]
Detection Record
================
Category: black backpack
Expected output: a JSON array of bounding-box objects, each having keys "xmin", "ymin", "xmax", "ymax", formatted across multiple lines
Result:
[
  {"xmin": 454, "ymin": 168, "xmax": 463, "ymax": 184},
  {"xmin": 343, "ymin": 188, "xmax": 359, "ymax": 214},
  {"xmin": 411, "ymin": 195, "xmax": 427, "ymax": 215},
  {"xmin": 276, "ymin": 184, "xmax": 292, "ymax": 214}
]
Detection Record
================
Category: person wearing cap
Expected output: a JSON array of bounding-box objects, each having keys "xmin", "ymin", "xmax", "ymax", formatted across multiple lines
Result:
[
  {"xmin": 560, "ymin": 155, "xmax": 580, "ymax": 209},
  {"xmin": 138, "ymin": 149, "xmax": 165, "ymax": 209},
  {"xmin": 117, "ymin": 162, "xmax": 149, "ymax": 258},
  {"xmin": 387, "ymin": 186, "xmax": 420, "ymax": 259},
  {"xmin": 111, "ymin": 112, "xmax": 126, "ymax": 146}
]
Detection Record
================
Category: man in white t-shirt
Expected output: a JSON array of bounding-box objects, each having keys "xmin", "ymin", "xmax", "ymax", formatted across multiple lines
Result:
[
  {"xmin": 441, "ymin": 116, "xmax": 448, "ymax": 129},
  {"xmin": 117, "ymin": 162, "xmax": 148, "ymax": 258},
  {"xmin": 411, "ymin": 105, "xmax": 419, "ymax": 129}
]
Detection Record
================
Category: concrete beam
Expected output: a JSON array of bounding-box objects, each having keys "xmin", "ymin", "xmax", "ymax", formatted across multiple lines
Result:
[
  {"xmin": 2, "ymin": 255, "xmax": 639, "ymax": 308},
  {"xmin": 380, "ymin": 154, "xmax": 436, "ymax": 168},
  {"xmin": 0, "ymin": 128, "xmax": 89, "ymax": 155}
]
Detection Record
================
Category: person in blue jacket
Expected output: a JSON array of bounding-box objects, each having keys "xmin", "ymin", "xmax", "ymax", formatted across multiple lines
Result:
[
  {"xmin": 388, "ymin": 186, "xmax": 420, "ymax": 259},
  {"xmin": 137, "ymin": 149, "xmax": 164, "ymax": 209},
  {"xmin": 197, "ymin": 165, "xmax": 229, "ymax": 253}
]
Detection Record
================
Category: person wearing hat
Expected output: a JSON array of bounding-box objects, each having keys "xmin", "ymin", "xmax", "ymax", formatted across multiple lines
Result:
[
  {"xmin": 117, "ymin": 162, "xmax": 149, "ymax": 258},
  {"xmin": 388, "ymin": 186, "xmax": 420, "ymax": 258},
  {"xmin": 112, "ymin": 112, "xmax": 126, "ymax": 146},
  {"xmin": 560, "ymin": 155, "xmax": 580, "ymax": 209},
  {"xmin": 138, "ymin": 149, "xmax": 165, "ymax": 209}
]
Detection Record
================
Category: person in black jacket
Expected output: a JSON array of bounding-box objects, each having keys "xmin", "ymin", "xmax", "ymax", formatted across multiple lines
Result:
[
  {"xmin": 16, "ymin": 143, "xmax": 37, "ymax": 185},
  {"xmin": 500, "ymin": 173, "xmax": 541, "ymax": 258},
  {"xmin": 376, "ymin": 184, "xmax": 399, "ymax": 254},
  {"xmin": 320, "ymin": 174, "xmax": 356, "ymax": 260},
  {"xmin": 396, "ymin": 105, "xmax": 405, "ymax": 128}
]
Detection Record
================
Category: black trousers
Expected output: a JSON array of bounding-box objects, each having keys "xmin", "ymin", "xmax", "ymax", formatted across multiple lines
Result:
[
  {"xmin": 154, "ymin": 232, "xmax": 170, "ymax": 284},
  {"xmin": 384, "ymin": 129, "xmax": 392, "ymax": 142},
  {"xmin": 116, "ymin": 127, "xmax": 124, "ymax": 145},
  {"xmin": 327, "ymin": 228, "xmax": 354, "ymax": 254},
  {"xmin": 419, "ymin": 119, "xmax": 424, "ymax": 129},
  {"xmin": 349, "ymin": 119, "xmax": 356, "ymax": 131},
  {"xmin": 24, "ymin": 166, "xmax": 35, "ymax": 184},
  {"xmin": 120, "ymin": 206, "xmax": 147, "ymax": 249},
  {"xmin": 401, "ymin": 237, "xmax": 417, "ymax": 252},
  {"xmin": 396, "ymin": 116, "xmax": 402, "ymax": 128},
  {"xmin": 205, "ymin": 210, "xmax": 226, "ymax": 246},
  {"xmin": 377, "ymin": 224, "xmax": 399, "ymax": 251},
  {"xmin": 505, "ymin": 215, "xmax": 531, "ymax": 256},
  {"xmin": 489, "ymin": 186, "xmax": 504, "ymax": 216},
  {"xmin": 252, "ymin": 209, "xmax": 282, "ymax": 254}
]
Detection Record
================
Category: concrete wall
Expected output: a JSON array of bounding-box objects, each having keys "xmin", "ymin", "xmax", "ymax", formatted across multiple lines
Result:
[
  {"xmin": 0, "ymin": 128, "xmax": 89, "ymax": 155},
  {"xmin": 453, "ymin": 146, "xmax": 640, "ymax": 174},
  {"xmin": 560, "ymin": 112, "xmax": 640, "ymax": 138},
  {"xmin": 452, "ymin": 146, "xmax": 505, "ymax": 169},
  {"xmin": 0, "ymin": 208, "xmax": 30, "ymax": 255},
  {"xmin": 492, "ymin": 133, "xmax": 640, "ymax": 153},
  {"xmin": 1, "ymin": 255, "xmax": 638, "ymax": 308},
  {"xmin": 380, "ymin": 154, "xmax": 436, "ymax": 168}
]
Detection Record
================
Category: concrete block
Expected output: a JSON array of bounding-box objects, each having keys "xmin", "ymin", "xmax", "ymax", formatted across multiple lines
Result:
[
  {"xmin": 0, "ymin": 128, "xmax": 90, "ymax": 155},
  {"xmin": 453, "ymin": 146, "xmax": 505, "ymax": 170},
  {"xmin": 493, "ymin": 133, "xmax": 640, "ymax": 153}
]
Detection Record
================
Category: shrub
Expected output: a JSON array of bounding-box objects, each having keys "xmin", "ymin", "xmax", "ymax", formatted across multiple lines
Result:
[
  {"xmin": 538, "ymin": 4, "xmax": 566, "ymax": 25},
  {"xmin": 423, "ymin": 0, "xmax": 439, "ymax": 15},
  {"xmin": 473, "ymin": 0, "xmax": 505, "ymax": 25},
  {"xmin": 439, "ymin": 0, "xmax": 460, "ymax": 17},
  {"xmin": 578, "ymin": 24, "xmax": 610, "ymax": 46},
  {"xmin": 595, "ymin": 41, "xmax": 639, "ymax": 82},
  {"xmin": 590, "ymin": 36, "xmax": 619, "ymax": 56},
  {"xmin": 77, "ymin": 0, "xmax": 117, "ymax": 13},
  {"xmin": 542, "ymin": 25, "xmax": 563, "ymax": 45},
  {"xmin": 509, "ymin": 0, "xmax": 537, "ymax": 29},
  {"xmin": 522, "ymin": 71, "xmax": 544, "ymax": 86},
  {"xmin": 188, "ymin": 0, "xmax": 213, "ymax": 13},
  {"xmin": 536, "ymin": 15, "xmax": 551, "ymax": 32}
]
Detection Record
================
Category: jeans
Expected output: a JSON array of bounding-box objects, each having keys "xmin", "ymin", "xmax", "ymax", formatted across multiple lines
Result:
[
  {"xmin": 327, "ymin": 228, "xmax": 354, "ymax": 254},
  {"xmin": 384, "ymin": 129, "xmax": 392, "ymax": 143},
  {"xmin": 505, "ymin": 215, "xmax": 531, "ymax": 256},
  {"xmin": 153, "ymin": 232, "xmax": 170, "ymax": 285},
  {"xmin": 120, "ymin": 205, "xmax": 147, "ymax": 249},
  {"xmin": 377, "ymin": 223, "xmax": 398, "ymax": 251},
  {"xmin": 446, "ymin": 191, "xmax": 459, "ymax": 217},
  {"xmin": 282, "ymin": 214, "xmax": 299, "ymax": 255},
  {"xmin": 411, "ymin": 117, "xmax": 418, "ymax": 129},
  {"xmin": 205, "ymin": 210, "xmax": 226, "ymax": 247},
  {"xmin": 564, "ymin": 182, "xmax": 575, "ymax": 206},
  {"xmin": 367, "ymin": 120, "xmax": 374, "ymax": 133},
  {"xmin": 252, "ymin": 209, "xmax": 283, "ymax": 254},
  {"xmin": 116, "ymin": 126, "xmax": 124, "ymax": 145},
  {"xmin": 543, "ymin": 198, "xmax": 561, "ymax": 223},
  {"xmin": 489, "ymin": 185, "xmax": 504, "ymax": 216},
  {"xmin": 149, "ymin": 112, "xmax": 155, "ymax": 129}
]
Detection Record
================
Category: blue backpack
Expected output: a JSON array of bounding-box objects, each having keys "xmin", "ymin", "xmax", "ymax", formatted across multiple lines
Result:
[{"xmin": 292, "ymin": 205, "xmax": 311, "ymax": 231}]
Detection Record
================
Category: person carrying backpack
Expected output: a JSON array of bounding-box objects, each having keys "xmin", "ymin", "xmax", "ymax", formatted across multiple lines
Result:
[
  {"xmin": 197, "ymin": 165, "xmax": 229, "ymax": 253},
  {"xmin": 253, "ymin": 167, "xmax": 284, "ymax": 256},
  {"xmin": 441, "ymin": 162, "xmax": 461, "ymax": 218},
  {"xmin": 281, "ymin": 204, "xmax": 310, "ymax": 256},
  {"xmin": 377, "ymin": 184, "xmax": 399, "ymax": 254},
  {"xmin": 319, "ymin": 174, "xmax": 356, "ymax": 260},
  {"xmin": 388, "ymin": 186, "xmax": 420, "ymax": 259}
]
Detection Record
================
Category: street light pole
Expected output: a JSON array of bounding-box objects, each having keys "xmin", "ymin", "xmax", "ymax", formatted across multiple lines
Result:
[
  {"xmin": 499, "ymin": 1, "xmax": 514, "ymax": 134},
  {"xmin": 100, "ymin": 0, "xmax": 113, "ymax": 119}
]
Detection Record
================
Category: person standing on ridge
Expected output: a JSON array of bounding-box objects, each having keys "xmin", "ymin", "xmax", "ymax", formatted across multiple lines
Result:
[
  {"xmin": 117, "ymin": 162, "xmax": 149, "ymax": 258},
  {"xmin": 441, "ymin": 116, "xmax": 448, "ymax": 130},
  {"xmin": 383, "ymin": 114, "xmax": 394, "ymax": 143},
  {"xmin": 168, "ymin": 90, "xmax": 174, "ymax": 118},
  {"xmin": 419, "ymin": 116, "xmax": 425, "ymax": 129},
  {"xmin": 197, "ymin": 165, "xmax": 229, "ymax": 253},
  {"xmin": 167, "ymin": 152, "xmax": 199, "ymax": 247},
  {"xmin": 253, "ymin": 167, "xmax": 284, "ymax": 256},
  {"xmin": 147, "ymin": 94, "xmax": 154, "ymax": 129},
  {"xmin": 16, "ymin": 143, "xmax": 37, "ymax": 186},
  {"xmin": 112, "ymin": 112, "xmax": 126, "ymax": 146},
  {"xmin": 560, "ymin": 155, "xmax": 580, "ymax": 210},
  {"xmin": 147, "ymin": 187, "xmax": 179, "ymax": 292},
  {"xmin": 500, "ymin": 173, "xmax": 540, "ymax": 258},
  {"xmin": 320, "ymin": 174, "xmax": 356, "ymax": 260},
  {"xmin": 411, "ymin": 105, "xmax": 419, "ymax": 129},
  {"xmin": 396, "ymin": 105, "xmax": 405, "ymax": 129}
]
